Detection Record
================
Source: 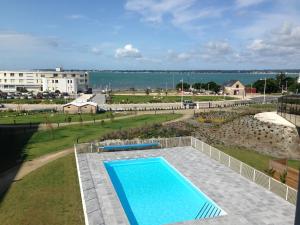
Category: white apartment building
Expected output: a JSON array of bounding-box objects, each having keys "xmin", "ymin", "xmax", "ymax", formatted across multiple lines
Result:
[{"xmin": 0, "ymin": 67, "xmax": 89, "ymax": 94}]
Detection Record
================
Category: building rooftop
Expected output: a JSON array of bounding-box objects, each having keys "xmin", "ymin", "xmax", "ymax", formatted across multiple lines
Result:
[{"xmin": 223, "ymin": 80, "xmax": 240, "ymax": 87}]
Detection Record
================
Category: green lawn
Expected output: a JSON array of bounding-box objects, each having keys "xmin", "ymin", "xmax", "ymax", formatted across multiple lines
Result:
[
  {"xmin": 216, "ymin": 145, "xmax": 300, "ymax": 172},
  {"xmin": 24, "ymin": 113, "xmax": 179, "ymax": 160},
  {"xmin": 0, "ymin": 154, "xmax": 83, "ymax": 225},
  {"xmin": 0, "ymin": 98, "xmax": 73, "ymax": 104},
  {"xmin": 0, "ymin": 113, "xmax": 180, "ymax": 172},
  {"xmin": 110, "ymin": 95, "xmax": 237, "ymax": 104},
  {"xmin": 0, "ymin": 111, "xmax": 129, "ymax": 124}
]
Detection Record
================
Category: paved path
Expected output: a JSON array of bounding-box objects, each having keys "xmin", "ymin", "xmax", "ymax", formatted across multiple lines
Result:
[
  {"xmin": 254, "ymin": 111, "xmax": 296, "ymax": 128},
  {"xmin": 0, "ymin": 148, "xmax": 73, "ymax": 194}
]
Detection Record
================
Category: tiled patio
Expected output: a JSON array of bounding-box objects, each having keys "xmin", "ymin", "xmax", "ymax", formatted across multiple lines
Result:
[{"xmin": 75, "ymin": 146, "xmax": 296, "ymax": 225}]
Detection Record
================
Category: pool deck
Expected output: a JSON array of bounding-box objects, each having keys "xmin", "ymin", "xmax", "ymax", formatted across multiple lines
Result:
[{"xmin": 76, "ymin": 147, "xmax": 296, "ymax": 225}]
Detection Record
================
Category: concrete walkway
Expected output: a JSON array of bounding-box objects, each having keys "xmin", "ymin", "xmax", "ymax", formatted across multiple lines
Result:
[{"xmin": 254, "ymin": 111, "xmax": 296, "ymax": 128}]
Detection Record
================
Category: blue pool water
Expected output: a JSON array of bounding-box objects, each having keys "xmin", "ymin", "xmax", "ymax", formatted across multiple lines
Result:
[{"xmin": 104, "ymin": 157, "xmax": 225, "ymax": 225}]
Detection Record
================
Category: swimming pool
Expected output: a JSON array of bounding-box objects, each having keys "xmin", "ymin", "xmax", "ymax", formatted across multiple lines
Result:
[{"xmin": 104, "ymin": 157, "xmax": 225, "ymax": 225}]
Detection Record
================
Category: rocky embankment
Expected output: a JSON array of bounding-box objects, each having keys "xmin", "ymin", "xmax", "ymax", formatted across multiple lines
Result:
[{"xmin": 191, "ymin": 111, "xmax": 300, "ymax": 159}]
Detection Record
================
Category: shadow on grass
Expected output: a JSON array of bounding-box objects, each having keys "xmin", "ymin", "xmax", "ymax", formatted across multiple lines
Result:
[{"xmin": 0, "ymin": 124, "xmax": 39, "ymax": 202}]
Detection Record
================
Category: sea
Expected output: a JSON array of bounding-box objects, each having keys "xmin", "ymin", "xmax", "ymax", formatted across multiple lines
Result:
[{"xmin": 89, "ymin": 71, "xmax": 299, "ymax": 90}]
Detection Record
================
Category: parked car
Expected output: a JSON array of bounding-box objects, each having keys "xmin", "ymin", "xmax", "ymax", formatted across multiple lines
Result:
[{"xmin": 183, "ymin": 100, "xmax": 197, "ymax": 109}]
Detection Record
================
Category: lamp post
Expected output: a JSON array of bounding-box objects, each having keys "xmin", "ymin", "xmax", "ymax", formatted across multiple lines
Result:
[
  {"xmin": 263, "ymin": 78, "xmax": 266, "ymax": 104},
  {"xmin": 181, "ymin": 78, "xmax": 184, "ymax": 107},
  {"xmin": 260, "ymin": 78, "xmax": 266, "ymax": 104}
]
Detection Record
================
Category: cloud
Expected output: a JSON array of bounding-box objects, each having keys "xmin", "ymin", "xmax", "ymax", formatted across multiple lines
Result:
[
  {"xmin": 66, "ymin": 14, "xmax": 87, "ymax": 20},
  {"xmin": 125, "ymin": 0, "xmax": 194, "ymax": 23},
  {"xmin": 247, "ymin": 23, "xmax": 300, "ymax": 57},
  {"xmin": 235, "ymin": 0, "xmax": 269, "ymax": 8},
  {"xmin": 0, "ymin": 32, "xmax": 60, "ymax": 52},
  {"xmin": 125, "ymin": 0, "xmax": 223, "ymax": 33},
  {"xmin": 204, "ymin": 41, "xmax": 233, "ymax": 55},
  {"xmin": 91, "ymin": 47, "xmax": 102, "ymax": 55},
  {"xmin": 115, "ymin": 44, "xmax": 142, "ymax": 58},
  {"xmin": 167, "ymin": 50, "xmax": 194, "ymax": 62}
]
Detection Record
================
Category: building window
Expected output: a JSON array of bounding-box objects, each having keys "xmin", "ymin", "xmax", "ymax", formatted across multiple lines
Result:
[
  {"xmin": 236, "ymin": 84, "xmax": 239, "ymax": 88},
  {"xmin": 52, "ymin": 80, "xmax": 54, "ymax": 83},
  {"xmin": 19, "ymin": 80, "xmax": 23, "ymax": 83},
  {"xmin": 19, "ymin": 73, "xmax": 23, "ymax": 77},
  {"xmin": 72, "ymin": 74, "xmax": 76, "ymax": 77},
  {"xmin": 55, "ymin": 80, "xmax": 58, "ymax": 83},
  {"xmin": 80, "ymin": 74, "xmax": 84, "ymax": 77},
  {"xmin": 4, "ymin": 73, "xmax": 6, "ymax": 76},
  {"xmin": 53, "ymin": 74, "xmax": 58, "ymax": 77},
  {"xmin": 4, "ymin": 79, "xmax": 7, "ymax": 83},
  {"xmin": 10, "ymin": 73, "xmax": 14, "ymax": 77},
  {"xmin": 41, "ymin": 74, "xmax": 45, "ymax": 77}
]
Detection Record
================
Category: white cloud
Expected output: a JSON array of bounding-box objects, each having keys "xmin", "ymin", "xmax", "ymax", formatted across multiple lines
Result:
[
  {"xmin": 235, "ymin": 0, "xmax": 269, "ymax": 8},
  {"xmin": 247, "ymin": 23, "xmax": 300, "ymax": 57},
  {"xmin": 91, "ymin": 47, "xmax": 102, "ymax": 55},
  {"xmin": 204, "ymin": 41, "xmax": 233, "ymax": 55},
  {"xmin": 125, "ymin": 0, "xmax": 194, "ymax": 23},
  {"xmin": 0, "ymin": 32, "xmax": 59, "ymax": 51},
  {"xmin": 66, "ymin": 14, "xmax": 87, "ymax": 20},
  {"xmin": 125, "ymin": 0, "xmax": 223, "ymax": 33},
  {"xmin": 167, "ymin": 50, "xmax": 194, "ymax": 61},
  {"xmin": 115, "ymin": 44, "xmax": 142, "ymax": 58}
]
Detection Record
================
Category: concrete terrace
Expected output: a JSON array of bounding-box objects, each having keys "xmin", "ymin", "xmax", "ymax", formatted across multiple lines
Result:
[{"xmin": 75, "ymin": 146, "xmax": 296, "ymax": 225}]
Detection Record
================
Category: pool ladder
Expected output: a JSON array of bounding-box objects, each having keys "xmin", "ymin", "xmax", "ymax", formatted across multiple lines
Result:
[{"xmin": 195, "ymin": 202, "xmax": 221, "ymax": 220}]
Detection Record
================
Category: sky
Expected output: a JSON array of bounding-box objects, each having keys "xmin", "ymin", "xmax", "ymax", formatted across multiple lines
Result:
[{"xmin": 0, "ymin": 0, "xmax": 300, "ymax": 70}]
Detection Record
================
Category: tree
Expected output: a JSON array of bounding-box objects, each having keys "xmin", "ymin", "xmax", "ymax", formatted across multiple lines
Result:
[
  {"xmin": 275, "ymin": 72, "xmax": 286, "ymax": 89},
  {"xmin": 288, "ymin": 82, "xmax": 300, "ymax": 93},
  {"xmin": 206, "ymin": 82, "xmax": 220, "ymax": 93},
  {"xmin": 253, "ymin": 78, "xmax": 280, "ymax": 94},
  {"xmin": 176, "ymin": 82, "xmax": 190, "ymax": 91},
  {"xmin": 192, "ymin": 83, "xmax": 205, "ymax": 90}
]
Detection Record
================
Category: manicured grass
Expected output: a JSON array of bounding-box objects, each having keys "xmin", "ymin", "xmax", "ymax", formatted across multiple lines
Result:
[
  {"xmin": 288, "ymin": 160, "xmax": 300, "ymax": 170},
  {"xmin": 110, "ymin": 95, "xmax": 237, "ymax": 104},
  {"xmin": 247, "ymin": 103, "xmax": 277, "ymax": 110},
  {"xmin": 215, "ymin": 145, "xmax": 300, "ymax": 172},
  {"xmin": 0, "ymin": 111, "xmax": 128, "ymax": 124},
  {"xmin": 0, "ymin": 98, "xmax": 73, "ymax": 104},
  {"xmin": 0, "ymin": 154, "xmax": 83, "ymax": 225},
  {"xmin": 24, "ymin": 114, "xmax": 180, "ymax": 160}
]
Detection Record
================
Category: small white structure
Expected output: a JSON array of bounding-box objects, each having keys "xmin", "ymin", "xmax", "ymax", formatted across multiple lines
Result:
[
  {"xmin": 63, "ymin": 101, "xmax": 98, "ymax": 114},
  {"xmin": 297, "ymin": 73, "xmax": 300, "ymax": 84}
]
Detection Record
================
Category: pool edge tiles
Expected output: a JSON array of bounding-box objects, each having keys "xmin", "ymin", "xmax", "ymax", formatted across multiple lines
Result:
[{"xmin": 104, "ymin": 157, "xmax": 226, "ymax": 225}]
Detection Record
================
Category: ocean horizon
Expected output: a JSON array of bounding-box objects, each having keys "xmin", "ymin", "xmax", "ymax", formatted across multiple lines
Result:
[{"xmin": 89, "ymin": 71, "xmax": 299, "ymax": 90}]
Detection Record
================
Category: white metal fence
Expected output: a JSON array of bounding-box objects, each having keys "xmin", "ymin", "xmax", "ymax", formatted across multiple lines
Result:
[
  {"xmin": 75, "ymin": 136, "xmax": 297, "ymax": 205},
  {"xmin": 190, "ymin": 136, "xmax": 298, "ymax": 205}
]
